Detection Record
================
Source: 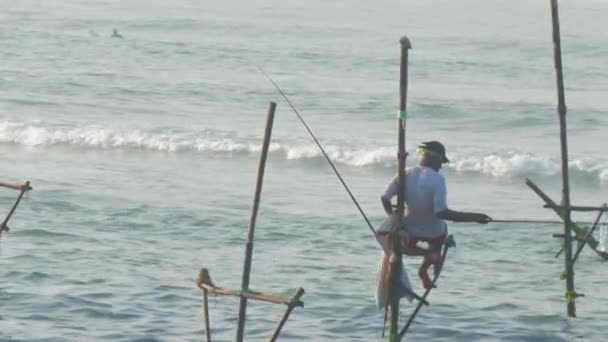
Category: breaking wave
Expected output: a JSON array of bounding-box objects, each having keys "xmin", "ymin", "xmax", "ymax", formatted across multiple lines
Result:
[{"xmin": 1, "ymin": 120, "xmax": 606, "ymax": 184}]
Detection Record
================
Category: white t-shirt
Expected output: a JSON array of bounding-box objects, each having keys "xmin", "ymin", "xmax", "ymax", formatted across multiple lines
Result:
[{"xmin": 381, "ymin": 166, "xmax": 448, "ymax": 238}]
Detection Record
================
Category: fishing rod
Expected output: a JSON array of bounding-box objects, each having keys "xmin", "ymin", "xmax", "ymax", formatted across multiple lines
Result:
[
  {"xmin": 491, "ymin": 219, "xmax": 598, "ymax": 225},
  {"xmin": 258, "ymin": 67, "xmax": 377, "ymax": 236}
]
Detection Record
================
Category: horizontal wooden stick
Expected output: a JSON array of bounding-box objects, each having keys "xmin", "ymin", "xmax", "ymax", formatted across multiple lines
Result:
[
  {"xmin": 196, "ymin": 268, "xmax": 303, "ymax": 307},
  {"xmin": 526, "ymin": 178, "xmax": 608, "ymax": 260},
  {"xmin": 552, "ymin": 234, "xmax": 586, "ymax": 243}
]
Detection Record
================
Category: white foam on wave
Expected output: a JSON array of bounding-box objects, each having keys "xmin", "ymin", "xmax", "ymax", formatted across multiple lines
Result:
[
  {"xmin": 285, "ymin": 144, "xmax": 394, "ymax": 167},
  {"xmin": 599, "ymin": 169, "xmax": 608, "ymax": 184},
  {"xmin": 1, "ymin": 121, "xmax": 607, "ymax": 184},
  {"xmin": 450, "ymin": 152, "xmax": 608, "ymax": 184},
  {"xmin": 0, "ymin": 121, "xmax": 261, "ymax": 153},
  {"xmin": 450, "ymin": 153, "xmax": 560, "ymax": 177}
]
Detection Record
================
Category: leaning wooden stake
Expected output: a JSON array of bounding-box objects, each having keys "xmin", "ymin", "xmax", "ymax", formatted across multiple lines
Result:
[
  {"xmin": 269, "ymin": 288, "xmax": 305, "ymax": 342},
  {"xmin": 236, "ymin": 102, "xmax": 277, "ymax": 341},
  {"xmin": 386, "ymin": 35, "xmax": 411, "ymax": 342},
  {"xmin": 0, "ymin": 181, "xmax": 31, "ymax": 239}
]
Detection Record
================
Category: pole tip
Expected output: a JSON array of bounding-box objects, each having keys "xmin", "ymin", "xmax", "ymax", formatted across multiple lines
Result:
[{"xmin": 400, "ymin": 36, "xmax": 412, "ymax": 49}]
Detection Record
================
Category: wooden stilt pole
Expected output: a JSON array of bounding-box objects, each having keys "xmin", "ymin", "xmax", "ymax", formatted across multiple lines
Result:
[
  {"xmin": 268, "ymin": 288, "xmax": 305, "ymax": 342},
  {"xmin": 548, "ymin": 0, "xmax": 576, "ymax": 317},
  {"xmin": 236, "ymin": 102, "xmax": 277, "ymax": 341},
  {"xmin": 387, "ymin": 36, "xmax": 411, "ymax": 342},
  {"xmin": 203, "ymin": 290, "xmax": 212, "ymax": 342},
  {"xmin": 0, "ymin": 181, "xmax": 31, "ymax": 239},
  {"xmin": 197, "ymin": 268, "xmax": 213, "ymax": 342}
]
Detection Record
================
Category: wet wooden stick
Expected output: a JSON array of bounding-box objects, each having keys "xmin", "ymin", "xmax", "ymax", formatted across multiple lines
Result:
[
  {"xmin": 236, "ymin": 102, "xmax": 277, "ymax": 342},
  {"xmin": 0, "ymin": 181, "xmax": 31, "ymax": 239},
  {"xmin": 197, "ymin": 268, "xmax": 213, "ymax": 342},
  {"xmin": 268, "ymin": 288, "xmax": 305, "ymax": 342},
  {"xmin": 197, "ymin": 269, "xmax": 301, "ymax": 307}
]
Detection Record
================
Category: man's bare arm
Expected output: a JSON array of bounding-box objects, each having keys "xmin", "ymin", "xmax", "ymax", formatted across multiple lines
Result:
[
  {"xmin": 381, "ymin": 196, "xmax": 393, "ymax": 216},
  {"xmin": 436, "ymin": 209, "xmax": 492, "ymax": 224}
]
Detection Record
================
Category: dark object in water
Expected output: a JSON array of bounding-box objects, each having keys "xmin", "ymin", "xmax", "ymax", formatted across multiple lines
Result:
[{"xmin": 111, "ymin": 28, "xmax": 123, "ymax": 39}]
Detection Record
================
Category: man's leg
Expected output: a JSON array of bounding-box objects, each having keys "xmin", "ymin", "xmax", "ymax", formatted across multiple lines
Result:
[
  {"xmin": 429, "ymin": 234, "xmax": 447, "ymax": 277},
  {"xmin": 417, "ymin": 256, "xmax": 434, "ymax": 289},
  {"xmin": 417, "ymin": 235, "xmax": 446, "ymax": 289},
  {"xmin": 404, "ymin": 236, "xmax": 435, "ymax": 289}
]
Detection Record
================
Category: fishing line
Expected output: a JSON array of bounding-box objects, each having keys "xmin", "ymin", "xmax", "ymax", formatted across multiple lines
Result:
[
  {"xmin": 492, "ymin": 219, "xmax": 596, "ymax": 225},
  {"xmin": 258, "ymin": 67, "xmax": 376, "ymax": 236}
]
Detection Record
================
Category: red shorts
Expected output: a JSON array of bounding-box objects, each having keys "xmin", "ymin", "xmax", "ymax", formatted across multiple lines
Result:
[{"xmin": 402, "ymin": 233, "xmax": 446, "ymax": 254}]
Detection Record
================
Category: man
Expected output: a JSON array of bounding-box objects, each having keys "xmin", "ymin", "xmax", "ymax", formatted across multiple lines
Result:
[{"xmin": 381, "ymin": 141, "xmax": 491, "ymax": 289}]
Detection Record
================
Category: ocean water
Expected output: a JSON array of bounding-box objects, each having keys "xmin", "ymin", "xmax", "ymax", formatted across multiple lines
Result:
[{"xmin": 1, "ymin": 0, "xmax": 607, "ymax": 341}]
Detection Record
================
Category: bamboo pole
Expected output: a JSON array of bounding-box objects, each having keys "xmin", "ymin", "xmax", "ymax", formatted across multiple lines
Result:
[
  {"xmin": 0, "ymin": 181, "xmax": 30, "ymax": 239},
  {"xmin": 268, "ymin": 288, "xmax": 305, "ymax": 342},
  {"xmin": 197, "ymin": 268, "xmax": 213, "ymax": 342},
  {"xmin": 549, "ymin": 0, "xmax": 575, "ymax": 316},
  {"xmin": 236, "ymin": 102, "xmax": 277, "ymax": 341},
  {"xmin": 203, "ymin": 290, "xmax": 212, "ymax": 342},
  {"xmin": 387, "ymin": 35, "xmax": 411, "ymax": 342}
]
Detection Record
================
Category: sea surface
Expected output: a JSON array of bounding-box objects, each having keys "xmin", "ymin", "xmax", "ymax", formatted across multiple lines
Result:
[{"xmin": 1, "ymin": 0, "xmax": 607, "ymax": 341}]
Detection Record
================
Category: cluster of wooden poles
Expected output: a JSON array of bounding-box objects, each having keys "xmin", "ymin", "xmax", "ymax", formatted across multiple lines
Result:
[
  {"xmin": 195, "ymin": 103, "xmax": 306, "ymax": 342},
  {"xmin": 533, "ymin": 0, "xmax": 608, "ymax": 318},
  {"xmin": 0, "ymin": 2, "xmax": 604, "ymax": 340},
  {"xmin": 193, "ymin": 1, "xmax": 606, "ymax": 340},
  {"xmin": 383, "ymin": 2, "xmax": 607, "ymax": 341}
]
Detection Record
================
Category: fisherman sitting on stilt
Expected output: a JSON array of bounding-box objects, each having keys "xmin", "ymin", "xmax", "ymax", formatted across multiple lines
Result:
[{"xmin": 381, "ymin": 141, "xmax": 492, "ymax": 289}]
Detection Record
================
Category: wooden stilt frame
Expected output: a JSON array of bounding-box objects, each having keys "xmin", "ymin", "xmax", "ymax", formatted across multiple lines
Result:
[{"xmin": 195, "ymin": 103, "xmax": 305, "ymax": 341}]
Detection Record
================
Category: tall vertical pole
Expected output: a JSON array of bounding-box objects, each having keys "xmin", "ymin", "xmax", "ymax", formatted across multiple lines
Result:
[
  {"xmin": 388, "ymin": 36, "xmax": 412, "ymax": 342},
  {"xmin": 203, "ymin": 289, "xmax": 212, "ymax": 342},
  {"xmin": 236, "ymin": 102, "xmax": 277, "ymax": 341},
  {"xmin": 549, "ymin": 0, "xmax": 575, "ymax": 317}
]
